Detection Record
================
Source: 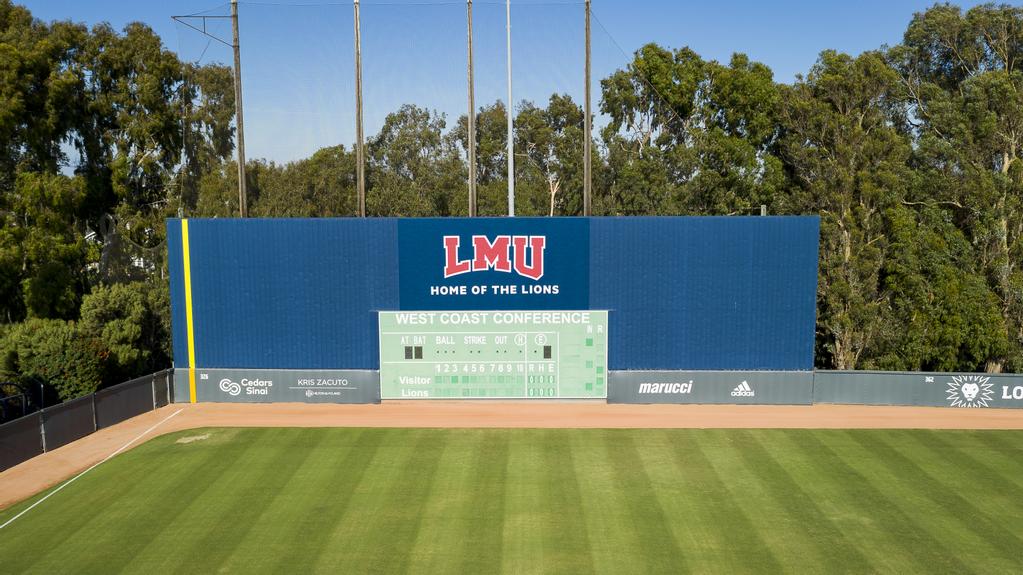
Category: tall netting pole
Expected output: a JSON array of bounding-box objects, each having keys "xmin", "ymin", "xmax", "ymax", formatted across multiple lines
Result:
[
  {"xmin": 468, "ymin": 0, "xmax": 477, "ymax": 217},
  {"xmin": 506, "ymin": 0, "xmax": 514, "ymax": 216},
  {"xmin": 231, "ymin": 0, "xmax": 248, "ymax": 217},
  {"xmin": 354, "ymin": 0, "xmax": 366, "ymax": 217},
  {"xmin": 584, "ymin": 0, "xmax": 592, "ymax": 216}
]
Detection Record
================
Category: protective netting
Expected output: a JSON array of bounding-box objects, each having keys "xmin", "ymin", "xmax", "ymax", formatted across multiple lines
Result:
[{"xmin": 174, "ymin": 2, "xmax": 633, "ymax": 163}]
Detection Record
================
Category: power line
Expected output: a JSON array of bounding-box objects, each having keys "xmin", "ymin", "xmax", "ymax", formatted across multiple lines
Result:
[
  {"xmin": 179, "ymin": 3, "xmax": 232, "ymax": 17},
  {"xmin": 171, "ymin": 15, "xmax": 233, "ymax": 49},
  {"xmin": 237, "ymin": 1, "xmax": 585, "ymax": 7},
  {"xmin": 590, "ymin": 9, "xmax": 690, "ymax": 135}
]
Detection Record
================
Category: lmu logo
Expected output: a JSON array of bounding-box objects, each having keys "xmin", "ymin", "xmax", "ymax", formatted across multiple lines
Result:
[{"xmin": 443, "ymin": 235, "xmax": 546, "ymax": 280}]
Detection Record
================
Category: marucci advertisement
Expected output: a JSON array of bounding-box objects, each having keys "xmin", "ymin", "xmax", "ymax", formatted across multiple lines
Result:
[{"xmin": 608, "ymin": 371, "xmax": 814, "ymax": 404}]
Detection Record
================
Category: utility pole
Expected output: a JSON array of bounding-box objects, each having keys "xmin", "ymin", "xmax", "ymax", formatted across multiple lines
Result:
[
  {"xmin": 467, "ymin": 0, "xmax": 477, "ymax": 217},
  {"xmin": 583, "ymin": 0, "xmax": 592, "ymax": 216},
  {"xmin": 354, "ymin": 0, "xmax": 366, "ymax": 217},
  {"xmin": 231, "ymin": 0, "xmax": 248, "ymax": 217},
  {"xmin": 506, "ymin": 0, "xmax": 515, "ymax": 216}
]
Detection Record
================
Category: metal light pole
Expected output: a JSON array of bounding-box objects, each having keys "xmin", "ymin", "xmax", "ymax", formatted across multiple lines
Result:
[
  {"xmin": 354, "ymin": 0, "xmax": 366, "ymax": 217},
  {"xmin": 468, "ymin": 0, "xmax": 477, "ymax": 217},
  {"xmin": 231, "ymin": 0, "xmax": 248, "ymax": 217},
  {"xmin": 506, "ymin": 0, "xmax": 515, "ymax": 216},
  {"xmin": 583, "ymin": 0, "xmax": 592, "ymax": 216}
]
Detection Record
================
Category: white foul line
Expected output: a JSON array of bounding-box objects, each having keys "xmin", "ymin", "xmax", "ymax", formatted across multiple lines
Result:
[{"xmin": 0, "ymin": 407, "xmax": 184, "ymax": 531}]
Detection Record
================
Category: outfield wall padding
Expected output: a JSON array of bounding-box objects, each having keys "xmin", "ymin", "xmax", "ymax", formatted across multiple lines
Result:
[
  {"xmin": 608, "ymin": 371, "xmax": 814, "ymax": 404},
  {"xmin": 814, "ymin": 371, "xmax": 1023, "ymax": 409},
  {"xmin": 606, "ymin": 370, "xmax": 1023, "ymax": 408},
  {"xmin": 178, "ymin": 368, "xmax": 380, "ymax": 403}
]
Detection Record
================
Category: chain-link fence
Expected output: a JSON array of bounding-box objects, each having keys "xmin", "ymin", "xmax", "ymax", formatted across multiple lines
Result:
[{"xmin": 0, "ymin": 370, "xmax": 173, "ymax": 472}]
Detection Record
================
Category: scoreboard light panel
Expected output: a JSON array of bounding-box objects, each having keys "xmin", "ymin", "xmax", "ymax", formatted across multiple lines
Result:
[{"xmin": 378, "ymin": 310, "xmax": 608, "ymax": 399}]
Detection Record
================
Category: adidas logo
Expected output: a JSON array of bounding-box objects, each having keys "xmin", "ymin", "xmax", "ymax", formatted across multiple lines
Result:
[{"xmin": 730, "ymin": 381, "xmax": 755, "ymax": 397}]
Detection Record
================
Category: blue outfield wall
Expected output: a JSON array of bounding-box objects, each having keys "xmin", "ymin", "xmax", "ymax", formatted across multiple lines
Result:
[
  {"xmin": 167, "ymin": 216, "xmax": 819, "ymax": 372},
  {"xmin": 169, "ymin": 218, "xmax": 399, "ymax": 369},
  {"xmin": 591, "ymin": 217, "xmax": 819, "ymax": 370},
  {"xmin": 166, "ymin": 223, "xmax": 188, "ymax": 369}
]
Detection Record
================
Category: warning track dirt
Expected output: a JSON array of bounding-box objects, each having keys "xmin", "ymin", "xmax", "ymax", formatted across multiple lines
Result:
[{"xmin": 2, "ymin": 401, "xmax": 1022, "ymax": 510}]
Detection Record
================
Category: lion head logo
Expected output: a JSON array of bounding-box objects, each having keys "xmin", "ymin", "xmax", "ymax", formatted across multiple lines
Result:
[{"xmin": 946, "ymin": 375, "xmax": 993, "ymax": 408}]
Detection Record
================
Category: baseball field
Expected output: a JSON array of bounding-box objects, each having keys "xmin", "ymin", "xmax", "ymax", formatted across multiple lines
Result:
[{"xmin": 2, "ymin": 426, "xmax": 1021, "ymax": 574}]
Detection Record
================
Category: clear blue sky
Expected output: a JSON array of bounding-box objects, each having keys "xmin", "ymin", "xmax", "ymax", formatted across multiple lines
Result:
[{"xmin": 22, "ymin": 0, "xmax": 996, "ymax": 163}]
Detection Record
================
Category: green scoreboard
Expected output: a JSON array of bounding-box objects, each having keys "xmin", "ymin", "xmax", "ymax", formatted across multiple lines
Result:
[{"xmin": 379, "ymin": 310, "xmax": 608, "ymax": 399}]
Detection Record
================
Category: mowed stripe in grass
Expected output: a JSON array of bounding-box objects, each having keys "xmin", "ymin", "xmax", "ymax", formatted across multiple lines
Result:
[{"xmin": 1, "ymin": 428, "xmax": 1021, "ymax": 574}]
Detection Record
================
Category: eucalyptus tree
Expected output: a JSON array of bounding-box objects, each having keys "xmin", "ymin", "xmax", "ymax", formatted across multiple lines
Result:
[
  {"xmin": 893, "ymin": 3, "xmax": 1023, "ymax": 371},
  {"xmin": 367, "ymin": 104, "xmax": 465, "ymax": 216},
  {"xmin": 777, "ymin": 50, "xmax": 911, "ymax": 370}
]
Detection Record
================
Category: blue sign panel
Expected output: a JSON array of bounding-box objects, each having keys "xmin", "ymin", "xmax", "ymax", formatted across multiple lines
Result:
[{"xmin": 398, "ymin": 218, "xmax": 590, "ymax": 310}]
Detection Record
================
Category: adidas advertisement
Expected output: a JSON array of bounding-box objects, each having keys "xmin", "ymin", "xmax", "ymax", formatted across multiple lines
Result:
[
  {"xmin": 177, "ymin": 368, "xmax": 380, "ymax": 404},
  {"xmin": 731, "ymin": 381, "xmax": 755, "ymax": 397},
  {"xmin": 608, "ymin": 371, "xmax": 813, "ymax": 405}
]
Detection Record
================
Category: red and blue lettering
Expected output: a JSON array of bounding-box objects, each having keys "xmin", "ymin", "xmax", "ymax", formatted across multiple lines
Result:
[{"xmin": 443, "ymin": 235, "xmax": 546, "ymax": 280}]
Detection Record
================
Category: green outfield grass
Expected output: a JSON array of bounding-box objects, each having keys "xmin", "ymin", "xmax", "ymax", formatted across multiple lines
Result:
[{"xmin": 1, "ymin": 428, "xmax": 1021, "ymax": 574}]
